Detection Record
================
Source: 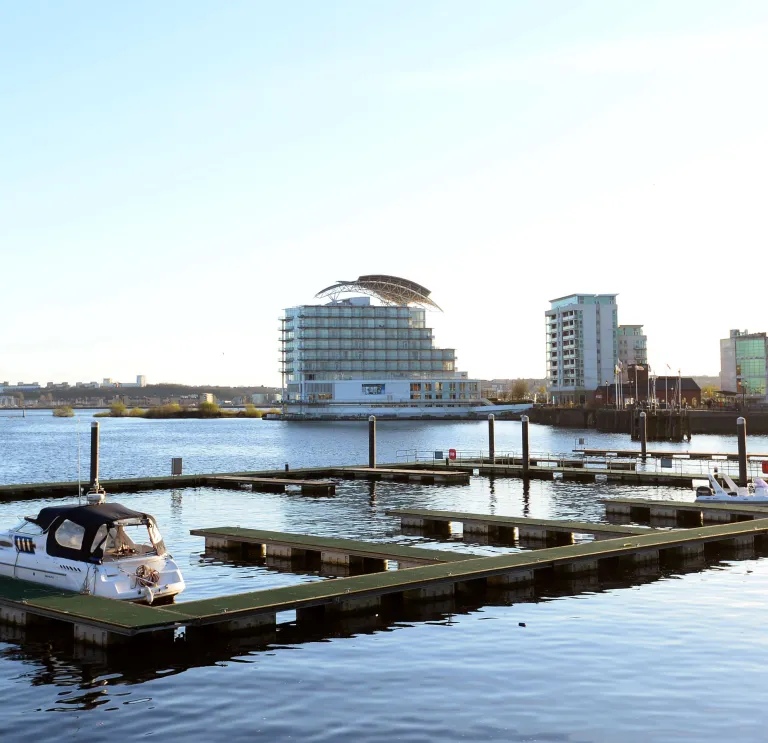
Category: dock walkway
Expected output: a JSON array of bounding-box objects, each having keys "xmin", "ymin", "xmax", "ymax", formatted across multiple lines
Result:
[
  {"xmin": 578, "ymin": 449, "xmax": 768, "ymax": 461},
  {"xmin": 4, "ymin": 519, "xmax": 768, "ymax": 646},
  {"xmin": 602, "ymin": 498, "xmax": 768, "ymax": 525},
  {"xmin": 412, "ymin": 462, "xmax": 699, "ymax": 487},
  {"xmin": 204, "ymin": 475, "xmax": 335, "ymax": 496},
  {"xmin": 387, "ymin": 508, "xmax": 653, "ymax": 542},
  {"xmin": 192, "ymin": 526, "xmax": 476, "ymax": 569},
  {"xmin": 332, "ymin": 467, "xmax": 470, "ymax": 485}
]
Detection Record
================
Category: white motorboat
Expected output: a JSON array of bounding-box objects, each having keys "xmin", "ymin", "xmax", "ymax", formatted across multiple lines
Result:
[
  {"xmin": 695, "ymin": 473, "xmax": 768, "ymax": 503},
  {"xmin": 0, "ymin": 497, "xmax": 185, "ymax": 604}
]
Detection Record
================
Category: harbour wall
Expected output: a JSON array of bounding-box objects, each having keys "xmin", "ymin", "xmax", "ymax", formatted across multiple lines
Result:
[{"xmin": 527, "ymin": 408, "xmax": 768, "ymax": 435}]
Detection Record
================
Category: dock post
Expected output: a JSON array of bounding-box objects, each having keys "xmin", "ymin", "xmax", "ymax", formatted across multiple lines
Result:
[
  {"xmin": 521, "ymin": 415, "xmax": 529, "ymax": 475},
  {"xmin": 89, "ymin": 422, "xmax": 100, "ymax": 490},
  {"xmin": 639, "ymin": 412, "xmax": 647, "ymax": 462},
  {"xmin": 737, "ymin": 416, "xmax": 748, "ymax": 487},
  {"xmin": 368, "ymin": 415, "xmax": 376, "ymax": 469},
  {"xmin": 488, "ymin": 414, "xmax": 495, "ymax": 464}
]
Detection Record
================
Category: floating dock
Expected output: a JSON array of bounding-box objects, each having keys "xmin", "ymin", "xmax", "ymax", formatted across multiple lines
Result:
[
  {"xmin": 204, "ymin": 475, "xmax": 336, "ymax": 496},
  {"xmin": 603, "ymin": 498, "xmax": 768, "ymax": 525},
  {"xmin": 0, "ymin": 464, "xmax": 468, "ymax": 503},
  {"xmin": 411, "ymin": 461, "xmax": 700, "ymax": 487},
  {"xmin": 578, "ymin": 449, "xmax": 768, "ymax": 461},
  {"xmin": 3, "ymin": 518, "xmax": 768, "ymax": 646},
  {"xmin": 387, "ymin": 508, "xmax": 654, "ymax": 542},
  {"xmin": 192, "ymin": 526, "xmax": 476, "ymax": 569},
  {"xmin": 333, "ymin": 467, "xmax": 470, "ymax": 484}
]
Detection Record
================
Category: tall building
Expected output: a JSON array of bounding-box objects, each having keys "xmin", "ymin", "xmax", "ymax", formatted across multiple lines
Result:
[
  {"xmin": 137, "ymin": 375, "xmax": 147, "ymax": 387},
  {"xmin": 545, "ymin": 294, "xmax": 618, "ymax": 405},
  {"xmin": 279, "ymin": 275, "xmax": 530, "ymax": 418},
  {"xmin": 617, "ymin": 325, "xmax": 648, "ymax": 380},
  {"xmin": 720, "ymin": 329, "xmax": 768, "ymax": 399}
]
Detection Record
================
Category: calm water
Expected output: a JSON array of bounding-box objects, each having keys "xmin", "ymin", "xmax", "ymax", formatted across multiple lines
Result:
[{"xmin": 2, "ymin": 411, "xmax": 768, "ymax": 742}]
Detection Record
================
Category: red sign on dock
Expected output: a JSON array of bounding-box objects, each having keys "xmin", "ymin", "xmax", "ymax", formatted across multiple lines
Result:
[{"xmin": 449, "ymin": 449, "xmax": 457, "ymax": 460}]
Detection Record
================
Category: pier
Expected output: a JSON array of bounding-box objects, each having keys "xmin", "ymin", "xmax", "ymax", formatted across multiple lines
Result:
[
  {"xmin": 204, "ymin": 475, "xmax": 336, "ymax": 496},
  {"xmin": 577, "ymin": 448, "xmax": 768, "ymax": 461},
  {"xmin": 192, "ymin": 526, "xmax": 476, "ymax": 569},
  {"xmin": 387, "ymin": 508, "xmax": 653, "ymax": 542},
  {"xmin": 4, "ymin": 518, "xmax": 768, "ymax": 645},
  {"xmin": 603, "ymin": 498, "xmax": 768, "ymax": 525},
  {"xmin": 333, "ymin": 466, "xmax": 470, "ymax": 484}
]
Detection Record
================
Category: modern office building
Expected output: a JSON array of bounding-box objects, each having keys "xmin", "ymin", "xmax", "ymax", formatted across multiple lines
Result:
[
  {"xmin": 720, "ymin": 329, "xmax": 768, "ymax": 399},
  {"xmin": 617, "ymin": 325, "xmax": 648, "ymax": 381},
  {"xmin": 279, "ymin": 275, "xmax": 530, "ymax": 418},
  {"xmin": 545, "ymin": 294, "xmax": 618, "ymax": 405}
]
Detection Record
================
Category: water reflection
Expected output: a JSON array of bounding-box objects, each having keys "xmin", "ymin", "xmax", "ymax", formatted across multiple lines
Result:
[{"xmin": 0, "ymin": 555, "xmax": 744, "ymax": 711}]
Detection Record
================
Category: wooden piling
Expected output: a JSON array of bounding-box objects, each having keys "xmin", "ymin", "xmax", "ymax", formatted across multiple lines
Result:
[
  {"xmin": 639, "ymin": 411, "xmax": 647, "ymax": 461},
  {"xmin": 737, "ymin": 416, "xmax": 748, "ymax": 487},
  {"xmin": 521, "ymin": 415, "xmax": 530, "ymax": 475},
  {"xmin": 488, "ymin": 414, "xmax": 495, "ymax": 464},
  {"xmin": 369, "ymin": 415, "xmax": 376, "ymax": 469}
]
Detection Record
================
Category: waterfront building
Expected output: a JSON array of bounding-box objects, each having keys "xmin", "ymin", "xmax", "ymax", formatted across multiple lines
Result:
[
  {"xmin": 545, "ymin": 294, "xmax": 618, "ymax": 405},
  {"xmin": 617, "ymin": 325, "xmax": 647, "ymax": 380},
  {"xmin": 279, "ymin": 275, "xmax": 529, "ymax": 419},
  {"xmin": 720, "ymin": 329, "xmax": 768, "ymax": 400},
  {"xmin": 0, "ymin": 395, "xmax": 18, "ymax": 408}
]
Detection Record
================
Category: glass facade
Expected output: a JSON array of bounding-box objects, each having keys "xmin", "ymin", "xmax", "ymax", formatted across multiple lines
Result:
[
  {"xmin": 280, "ymin": 303, "xmax": 459, "ymax": 384},
  {"xmin": 735, "ymin": 337, "xmax": 767, "ymax": 396}
]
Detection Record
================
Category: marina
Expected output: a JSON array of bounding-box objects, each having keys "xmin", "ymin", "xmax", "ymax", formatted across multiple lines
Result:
[
  {"xmin": 2, "ymin": 518, "xmax": 768, "ymax": 646},
  {"xmin": 4, "ymin": 412, "xmax": 768, "ymax": 740}
]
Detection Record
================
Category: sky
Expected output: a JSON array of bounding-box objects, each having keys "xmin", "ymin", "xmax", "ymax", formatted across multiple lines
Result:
[{"xmin": 2, "ymin": 1, "xmax": 767, "ymax": 387}]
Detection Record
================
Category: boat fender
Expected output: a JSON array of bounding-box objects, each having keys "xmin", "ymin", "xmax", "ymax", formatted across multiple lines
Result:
[{"xmin": 136, "ymin": 564, "xmax": 160, "ymax": 586}]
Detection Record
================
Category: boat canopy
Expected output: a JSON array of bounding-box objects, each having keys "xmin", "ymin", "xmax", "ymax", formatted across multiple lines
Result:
[{"xmin": 30, "ymin": 503, "xmax": 156, "ymax": 563}]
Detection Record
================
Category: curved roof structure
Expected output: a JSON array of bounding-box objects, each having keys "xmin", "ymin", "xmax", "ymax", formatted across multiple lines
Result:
[{"xmin": 315, "ymin": 275, "xmax": 442, "ymax": 310}]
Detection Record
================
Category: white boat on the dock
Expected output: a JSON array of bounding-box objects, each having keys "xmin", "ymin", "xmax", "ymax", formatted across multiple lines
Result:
[
  {"xmin": 695, "ymin": 473, "xmax": 768, "ymax": 503},
  {"xmin": 0, "ymin": 495, "xmax": 185, "ymax": 604}
]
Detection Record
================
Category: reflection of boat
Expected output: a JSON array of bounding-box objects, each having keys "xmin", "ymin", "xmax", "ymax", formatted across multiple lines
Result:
[
  {"xmin": 695, "ymin": 473, "xmax": 768, "ymax": 503},
  {"xmin": 0, "ymin": 500, "xmax": 185, "ymax": 604}
]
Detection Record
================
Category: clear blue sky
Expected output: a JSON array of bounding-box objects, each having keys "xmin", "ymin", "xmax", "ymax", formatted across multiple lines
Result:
[{"xmin": 2, "ymin": 2, "xmax": 766, "ymax": 386}]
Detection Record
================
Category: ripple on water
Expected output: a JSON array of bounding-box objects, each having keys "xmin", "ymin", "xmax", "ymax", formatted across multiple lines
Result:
[{"xmin": 2, "ymin": 418, "xmax": 768, "ymax": 741}]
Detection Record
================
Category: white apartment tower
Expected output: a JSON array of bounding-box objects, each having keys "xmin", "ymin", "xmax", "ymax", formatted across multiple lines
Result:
[{"xmin": 545, "ymin": 294, "xmax": 618, "ymax": 404}]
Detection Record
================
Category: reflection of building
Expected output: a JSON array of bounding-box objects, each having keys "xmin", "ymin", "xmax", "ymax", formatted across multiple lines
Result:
[
  {"xmin": 720, "ymin": 329, "xmax": 768, "ymax": 400},
  {"xmin": 617, "ymin": 325, "xmax": 647, "ymax": 380},
  {"xmin": 279, "ymin": 275, "xmax": 530, "ymax": 418},
  {"xmin": 546, "ymin": 294, "xmax": 618, "ymax": 405}
]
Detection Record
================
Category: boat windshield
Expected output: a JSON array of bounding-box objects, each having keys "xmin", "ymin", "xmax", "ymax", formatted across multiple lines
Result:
[
  {"xmin": 12, "ymin": 519, "xmax": 43, "ymax": 535},
  {"xmin": 92, "ymin": 518, "xmax": 167, "ymax": 560}
]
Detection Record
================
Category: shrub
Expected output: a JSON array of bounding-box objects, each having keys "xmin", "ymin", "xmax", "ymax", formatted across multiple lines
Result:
[
  {"xmin": 53, "ymin": 406, "xmax": 74, "ymax": 418},
  {"xmin": 144, "ymin": 403, "xmax": 182, "ymax": 418},
  {"xmin": 110, "ymin": 401, "xmax": 128, "ymax": 417},
  {"xmin": 243, "ymin": 404, "xmax": 263, "ymax": 418},
  {"xmin": 198, "ymin": 401, "xmax": 220, "ymax": 417},
  {"xmin": 129, "ymin": 407, "xmax": 146, "ymax": 417}
]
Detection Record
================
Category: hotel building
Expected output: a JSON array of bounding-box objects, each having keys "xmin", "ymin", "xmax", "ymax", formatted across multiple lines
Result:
[
  {"xmin": 279, "ymin": 275, "xmax": 530, "ymax": 419},
  {"xmin": 545, "ymin": 294, "xmax": 618, "ymax": 405}
]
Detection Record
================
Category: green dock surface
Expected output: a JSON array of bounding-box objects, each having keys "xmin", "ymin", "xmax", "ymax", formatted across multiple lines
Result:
[
  {"xmin": 0, "ymin": 576, "xmax": 191, "ymax": 633},
  {"xmin": 387, "ymin": 508, "xmax": 653, "ymax": 536},
  {"xmin": 5, "ymin": 519, "xmax": 768, "ymax": 642},
  {"xmin": 162, "ymin": 518, "xmax": 768, "ymax": 622},
  {"xmin": 191, "ymin": 526, "xmax": 477, "ymax": 564}
]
